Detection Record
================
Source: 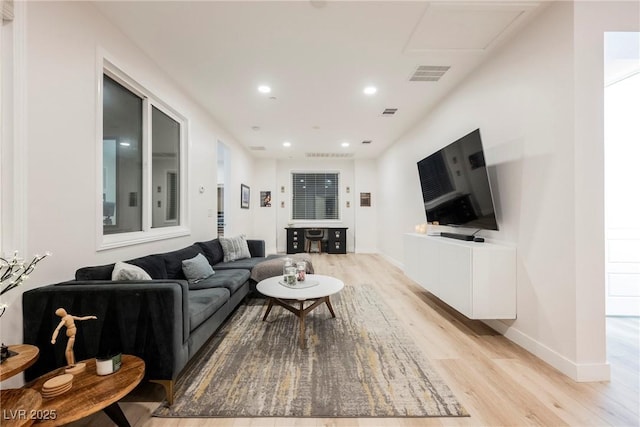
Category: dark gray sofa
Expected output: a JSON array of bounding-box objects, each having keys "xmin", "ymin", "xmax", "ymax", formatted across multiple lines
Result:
[{"xmin": 22, "ymin": 238, "xmax": 275, "ymax": 404}]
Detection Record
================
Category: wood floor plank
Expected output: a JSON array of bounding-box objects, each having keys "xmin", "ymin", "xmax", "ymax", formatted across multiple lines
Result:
[{"xmin": 61, "ymin": 253, "xmax": 638, "ymax": 427}]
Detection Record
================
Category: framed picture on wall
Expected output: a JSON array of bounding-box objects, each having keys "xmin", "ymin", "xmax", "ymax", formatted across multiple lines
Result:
[
  {"xmin": 241, "ymin": 184, "xmax": 250, "ymax": 209},
  {"xmin": 360, "ymin": 192, "xmax": 371, "ymax": 207},
  {"xmin": 260, "ymin": 191, "xmax": 272, "ymax": 207}
]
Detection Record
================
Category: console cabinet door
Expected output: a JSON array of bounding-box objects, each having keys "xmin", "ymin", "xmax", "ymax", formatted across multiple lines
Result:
[
  {"xmin": 438, "ymin": 243, "xmax": 473, "ymax": 318},
  {"xmin": 286, "ymin": 228, "xmax": 305, "ymax": 254},
  {"xmin": 404, "ymin": 234, "xmax": 440, "ymax": 296},
  {"xmin": 328, "ymin": 228, "xmax": 347, "ymax": 254}
]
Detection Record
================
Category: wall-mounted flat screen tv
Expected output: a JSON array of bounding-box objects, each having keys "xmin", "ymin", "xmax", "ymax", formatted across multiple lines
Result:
[{"xmin": 417, "ymin": 128, "xmax": 498, "ymax": 231}]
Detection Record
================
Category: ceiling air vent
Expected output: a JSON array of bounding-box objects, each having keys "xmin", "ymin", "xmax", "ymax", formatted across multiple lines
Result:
[
  {"xmin": 305, "ymin": 152, "xmax": 354, "ymax": 158},
  {"xmin": 249, "ymin": 146, "xmax": 266, "ymax": 151},
  {"xmin": 410, "ymin": 65, "xmax": 451, "ymax": 82},
  {"xmin": 362, "ymin": 140, "xmax": 372, "ymax": 144},
  {"xmin": 382, "ymin": 108, "xmax": 398, "ymax": 116}
]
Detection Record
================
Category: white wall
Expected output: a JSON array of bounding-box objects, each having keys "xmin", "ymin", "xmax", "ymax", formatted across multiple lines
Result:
[
  {"xmin": 354, "ymin": 159, "xmax": 378, "ymax": 253},
  {"xmin": 572, "ymin": 1, "xmax": 639, "ymax": 378},
  {"xmin": 377, "ymin": 1, "xmax": 624, "ymax": 381},
  {"xmin": 0, "ymin": 1, "xmax": 255, "ymax": 350},
  {"xmin": 252, "ymin": 158, "xmax": 278, "ymax": 254}
]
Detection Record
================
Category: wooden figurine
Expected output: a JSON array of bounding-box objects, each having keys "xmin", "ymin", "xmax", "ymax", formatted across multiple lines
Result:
[{"xmin": 51, "ymin": 308, "xmax": 97, "ymax": 373}]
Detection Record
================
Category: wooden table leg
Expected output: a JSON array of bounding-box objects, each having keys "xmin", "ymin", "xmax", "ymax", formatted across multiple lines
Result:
[
  {"xmin": 262, "ymin": 298, "xmax": 274, "ymax": 321},
  {"xmin": 325, "ymin": 296, "xmax": 337, "ymax": 318}
]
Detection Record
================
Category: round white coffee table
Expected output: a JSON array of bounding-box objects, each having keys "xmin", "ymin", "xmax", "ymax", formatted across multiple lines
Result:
[{"xmin": 256, "ymin": 274, "xmax": 344, "ymax": 349}]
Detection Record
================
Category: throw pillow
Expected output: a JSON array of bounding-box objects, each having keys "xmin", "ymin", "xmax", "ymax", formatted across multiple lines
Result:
[
  {"xmin": 182, "ymin": 253, "xmax": 215, "ymax": 284},
  {"xmin": 112, "ymin": 262, "xmax": 152, "ymax": 281},
  {"xmin": 219, "ymin": 235, "xmax": 251, "ymax": 262}
]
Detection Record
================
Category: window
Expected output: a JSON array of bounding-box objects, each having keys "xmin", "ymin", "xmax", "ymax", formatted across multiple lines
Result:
[
  {"xmin": 102, "ymin": 75, "xmax": 143, "ymax": 235},
  {"xmin": 100, "ymin": 63, "xmax": 187, "ymax": 248},
  {"xmin": 292, "ymin": 172, "xmax": 339, "ymax": 220}
]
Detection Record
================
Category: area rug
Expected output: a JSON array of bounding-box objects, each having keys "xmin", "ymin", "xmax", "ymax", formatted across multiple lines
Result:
[{"xmin": 153, "ymin": 284, "xmax": 468, "ymax": 418}]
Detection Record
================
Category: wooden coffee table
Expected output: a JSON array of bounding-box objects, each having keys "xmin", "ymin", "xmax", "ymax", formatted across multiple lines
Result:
[
  {"xmin": 24, "ymin": 355, "xmax": 144, "ymax": 427},
  {"xmin": 257, "ymin": 274, "xmax": 344, "ymax": 349}
]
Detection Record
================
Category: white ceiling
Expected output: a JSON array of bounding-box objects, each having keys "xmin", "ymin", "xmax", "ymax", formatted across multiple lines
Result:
[{"xmin": 94, "ymin": 1, "xmax": 545, "ymax": 159}]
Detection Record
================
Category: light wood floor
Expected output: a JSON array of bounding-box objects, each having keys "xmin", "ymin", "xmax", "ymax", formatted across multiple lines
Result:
[{"xmin": 68, "ymin": 254, "xmax": 639, "ymax": 427}]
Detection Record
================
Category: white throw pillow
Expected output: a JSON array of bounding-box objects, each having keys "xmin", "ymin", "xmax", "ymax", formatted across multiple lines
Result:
[
  {"xmin": 112, "ymin": 262, "xmax": 152, "ymax": 280},
  {"xmin": 219, "ymin": 235, "xmax": 251, "ymax": 262}
]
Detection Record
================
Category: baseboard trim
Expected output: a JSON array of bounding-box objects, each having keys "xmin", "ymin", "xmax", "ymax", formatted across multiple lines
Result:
[
  {"xmin": 483, "ymin": 320, "xmax": 610, "ymax": 382},
  {"xmin": 380, "ymin": 252, "xmax": 403, "ymax": 270}
]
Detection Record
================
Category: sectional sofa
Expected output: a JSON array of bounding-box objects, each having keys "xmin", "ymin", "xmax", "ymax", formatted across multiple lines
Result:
[{"xmin": 22, "ymin": 237, "xmax": 276, "ymax": 404}]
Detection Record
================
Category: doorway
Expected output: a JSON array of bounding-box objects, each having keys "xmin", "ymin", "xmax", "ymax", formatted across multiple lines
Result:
[
  {"xmin": 217, "ymin": 141, "xmax": 229, "ymax": 237},
  {"xmin": 604, "ymin": 32, "xmax": 640, "ymax": 317}
]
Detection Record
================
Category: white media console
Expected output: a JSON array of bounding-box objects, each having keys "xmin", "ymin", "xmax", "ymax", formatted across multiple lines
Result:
[{"xmin": 404, "ymin": 233, "xmax": 516, "ymax": 319}]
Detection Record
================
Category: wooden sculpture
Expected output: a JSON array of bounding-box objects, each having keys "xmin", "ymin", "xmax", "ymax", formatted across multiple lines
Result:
[{"xmin": 51, "ymin": 308, "xmax": 97, "ymax": 373}]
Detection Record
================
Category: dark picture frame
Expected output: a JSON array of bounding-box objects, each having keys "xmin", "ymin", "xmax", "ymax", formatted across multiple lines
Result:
[
  {"xmin": 360, "ymin": 192, "xmax": 371, "ymax": 207},
  {"xmin": 241, "ymin": 184, "xmax": 250, "ymax": 209},
  {"xmin": 260, "ymin": 191, "xmax": 272, "ymax": 207}
]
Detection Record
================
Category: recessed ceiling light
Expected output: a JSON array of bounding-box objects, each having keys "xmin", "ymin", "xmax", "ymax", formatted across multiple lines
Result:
[
  {"xmin": 258, "ymin": 85, "xmax": 271, "ymax": 94},
  {"xmin": 283, "ymin": 141, "xmax": 291, "ymax": 147},
  {"xmin": 363, "ymin": 86, "xmax": 377, "ymax": 95},
  {"xmin": 341, "ymin": 142, "xmax": 350, "ymax": 148}
]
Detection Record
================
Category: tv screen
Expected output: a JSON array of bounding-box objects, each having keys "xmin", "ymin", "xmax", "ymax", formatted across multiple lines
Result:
[{"xmin": 417, "ymin": 129, "xmax": 498, "ymax": 231}]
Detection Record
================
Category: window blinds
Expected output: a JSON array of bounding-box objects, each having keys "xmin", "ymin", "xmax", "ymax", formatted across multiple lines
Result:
[{"xmin": 291, "ymin": 172, "xmax": 339, "ymax": 220}]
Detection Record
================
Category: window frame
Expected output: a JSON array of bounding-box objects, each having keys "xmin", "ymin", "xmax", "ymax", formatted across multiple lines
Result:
[
  {"xmin": 97, "ymin": 56, "xmax": 189, "ymax": 250},
  {"xmin": 290, "ymin": 170, "xmax": 341, "ymax": 223}
]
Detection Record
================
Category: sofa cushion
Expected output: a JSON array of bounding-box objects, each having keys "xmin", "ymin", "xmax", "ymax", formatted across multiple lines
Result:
[
  {"xmin": 112, "ymin": 262, "xmax": 152, "ymax": 280},
  {"xmin": 188, "ymin": 288, "xmax": 230, "ymax": 332},
  {"xmin": 182, "ymin": 253, "xmax": 215, "ymax": 284},
  {"xmin": 195, "ymin": 239, "xmax": 224, "ymax": 266},
  {"xmin": 160, "ymin": 245, "xmax": 205, "ymax": 280},
  {"xmin": 75, "ymin": 264, "xmax": 115, "ymax": 280},
  {"xmin": 126, "ymin": 255, "xmax": 168, "ymax": 279},
  {"xmin": 219, "ymin": 235, "xmax": 251, "ymax": 262},
  {"xmin": 214, "ymin": 256, "xmax": 273, "ymax": 271},
  {"xmin": 188, "ymin": 269, "xmax": 250, "ymax": 294}
]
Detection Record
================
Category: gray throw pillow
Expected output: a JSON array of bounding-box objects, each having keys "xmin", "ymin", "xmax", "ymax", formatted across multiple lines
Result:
[
  {"xmin": 112, "ymin": 262, "xmax": 152, "ymax": 281},
  {"xmin": 219, "ymin": 235, "xmax": 251, "ymax": 262},
  {"xmin": 182, "ymin": 253, "xmax": 215, "ymax": 283}
]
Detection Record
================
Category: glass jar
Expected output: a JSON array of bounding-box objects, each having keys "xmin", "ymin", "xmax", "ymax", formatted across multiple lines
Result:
[
  {"xmin": 284, "ymin": 266, "xmax": 297, "ymax": 286},
  {"xmin": 282, "ymin": 257, "xmax": 293, "ymax": 276},
  {"xmin": 296, "ymin": 261, "xmax": 306, "ymax": 281}
]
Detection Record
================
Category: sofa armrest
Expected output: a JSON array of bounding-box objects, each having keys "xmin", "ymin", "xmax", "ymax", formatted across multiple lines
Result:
[
  {"xmin": 22, "ymin": 279, "xmax": 190, "ymax": 382},
  {"xmin": 247, "ymin": 239, "xmax": 265, "ymax": 257}
]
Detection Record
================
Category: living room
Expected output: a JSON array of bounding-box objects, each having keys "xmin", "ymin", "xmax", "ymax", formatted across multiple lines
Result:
[{"xmin": 1, "ymin": 1, "xmax": 639, "ymax": 426}]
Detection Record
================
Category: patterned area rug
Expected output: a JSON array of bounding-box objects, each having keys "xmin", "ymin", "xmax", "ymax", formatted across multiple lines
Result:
[{"xmin": 153, "ymin": 285, "xmax": 468, "ymax": 418}]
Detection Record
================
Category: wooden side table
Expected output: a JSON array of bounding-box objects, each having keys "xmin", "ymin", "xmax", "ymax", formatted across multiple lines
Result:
[
  {"xmin": 1, "ymin": 344, "xmax": 42, "ymax": 427},
  {"xmin": 24, "ymin": 355, "xmax": 145, "ymax": 427},
  {"xmin": 0, "ymin": 344, "xmax": 40, "ymax": 381}
]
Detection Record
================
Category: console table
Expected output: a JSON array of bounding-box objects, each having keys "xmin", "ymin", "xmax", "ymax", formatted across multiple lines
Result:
[
  {"xmin": 286, "ymin": 227, "xmax": 347, "ymax": 254},
  {"xmin": 404, "ymin": 233, "xmax": 516, "ymax": 319}
]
